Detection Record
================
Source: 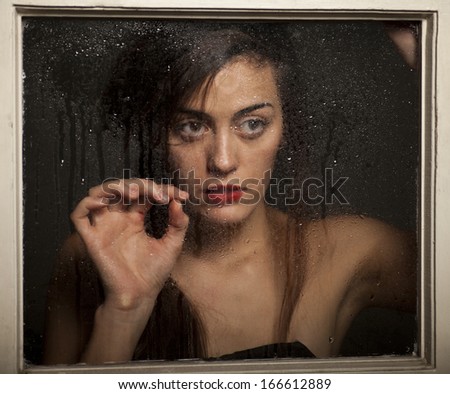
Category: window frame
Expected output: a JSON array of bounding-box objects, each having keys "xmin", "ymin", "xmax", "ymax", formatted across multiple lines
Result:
[{"xmin": 0, "ymin": 0, "xmax": 448, "ymax": 373}]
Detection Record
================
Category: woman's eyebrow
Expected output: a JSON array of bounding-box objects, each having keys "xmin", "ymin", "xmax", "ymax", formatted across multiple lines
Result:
[
  {"xmin": 175, "ymin": 108, "xmax": 211, "ymax": 122},
  {"xmin": 175, "ymin": 102, "xmax": 273, "ymax": 121},
  {"xmin": 234, "ymin": 102, "xmax": 273, "ymax": 118}
]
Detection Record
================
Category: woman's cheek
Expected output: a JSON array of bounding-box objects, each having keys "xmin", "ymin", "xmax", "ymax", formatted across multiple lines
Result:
[
  {"xmin": 168, "ymin": 146, "xmax": 190, "ymax": 173},
  {"xmin": 168, "ymin": 147, "xmax": 206, "ymax": 189}
]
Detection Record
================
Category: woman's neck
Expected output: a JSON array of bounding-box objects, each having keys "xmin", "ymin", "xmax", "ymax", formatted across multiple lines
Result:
[{"xmin": 181, "ymin": 203, "xmax": 277, "ymax": 263}]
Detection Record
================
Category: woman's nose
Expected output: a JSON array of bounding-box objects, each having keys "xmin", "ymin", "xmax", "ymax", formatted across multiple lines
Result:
[{"xmin": 207, "ymin": 128, "xmax": 238, "ymax": 178}]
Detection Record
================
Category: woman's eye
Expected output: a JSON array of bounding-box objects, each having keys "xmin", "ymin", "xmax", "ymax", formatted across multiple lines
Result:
[
  {"xmin": 238, "ymin": 118, "xmax": 268, "ymax": 138},
  {"xmin": 173, "ymin": 121, "xmax": 207, "ymax": 140}
]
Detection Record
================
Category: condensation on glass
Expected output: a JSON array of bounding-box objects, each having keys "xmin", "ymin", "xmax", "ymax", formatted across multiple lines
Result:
[{"xmin": 22, "ymin": 18, "xmax": 420, "ymax": 365}]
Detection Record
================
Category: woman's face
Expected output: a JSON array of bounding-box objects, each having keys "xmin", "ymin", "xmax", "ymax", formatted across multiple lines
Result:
[{"xmin": 168, "ymin": 58, "xmax": 283, "ymax": 224}]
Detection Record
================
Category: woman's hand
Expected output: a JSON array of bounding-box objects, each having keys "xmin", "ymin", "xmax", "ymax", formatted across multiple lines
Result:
[
  {"xmin": 69, "ymin": 179, "xmax": 189, "ymax": 363},
  {"xmin": 71, "ymin": 179, "xmax": 189, "ymax": 311}
]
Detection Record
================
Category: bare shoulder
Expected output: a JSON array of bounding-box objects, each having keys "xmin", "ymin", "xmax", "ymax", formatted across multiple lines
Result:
[
  {"xmin": 304, "ymin": 214, "xmax": 417, "ymax": 311},
  {"xmin": 305, "ymin": 214, "xmax": 415, "ymax": 257},
  {"xmin": 47, "ymin": 233, "xmax": 87, "ymax": 295},
  {"xmin": 43, "ymin": 233, "xmax": 96, "ymax": 364},
  {"xmin": 288, "ymin": 214, "xmax": 416, "ymax": 356}
]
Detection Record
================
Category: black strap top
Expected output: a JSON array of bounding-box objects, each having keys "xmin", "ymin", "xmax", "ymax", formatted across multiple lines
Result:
[{"xmin": 209, "ymin": 341, "xmax": 315, "ymax": 360}]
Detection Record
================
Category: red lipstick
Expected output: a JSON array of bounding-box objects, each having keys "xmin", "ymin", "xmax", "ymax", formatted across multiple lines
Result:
[{"xmin": 205, "ymin": 184, "xmax": 243, "ymax": 205}]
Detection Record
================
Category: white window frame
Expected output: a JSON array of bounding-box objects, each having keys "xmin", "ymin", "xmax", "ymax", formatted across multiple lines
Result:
[{"xmin": 0, "ymin": 0, "xmax": 448, "ymax": 373}]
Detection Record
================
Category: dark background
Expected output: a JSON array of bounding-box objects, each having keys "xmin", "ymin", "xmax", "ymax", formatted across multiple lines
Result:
[{"xmin": 23, "ymin": 18, "xmax": 419, "ymax": 364}]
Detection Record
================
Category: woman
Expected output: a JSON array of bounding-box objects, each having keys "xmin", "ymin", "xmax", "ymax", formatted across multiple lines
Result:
[{"xmin": 43, "ymin": 25, "xmax": 417, "ymax": 364}]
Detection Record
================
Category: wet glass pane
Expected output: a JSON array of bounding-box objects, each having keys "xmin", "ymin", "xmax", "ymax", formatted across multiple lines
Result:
[{"xmin": 23, "ymin": 18, "xmax": 420, "ymax": 365}]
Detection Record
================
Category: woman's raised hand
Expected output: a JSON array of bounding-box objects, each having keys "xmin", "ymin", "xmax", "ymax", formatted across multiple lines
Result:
[{"xmin": 70, "ymin": 179, "xmax": 189, "ymax": 312}]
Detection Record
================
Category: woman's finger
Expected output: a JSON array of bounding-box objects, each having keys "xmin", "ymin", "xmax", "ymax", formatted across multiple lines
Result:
[
  {"xmin": 127, "ymin": 195, "xmax": 152, "ymax": 217},
  {"xmin": 160, "ymin": 200, "xmax": 189, "ymax": 251},
  {"xmin": 88, "ymin": 180, "xmax": 154, "ymax": 213},
  {"xmin": 88, "ymin": 179, "xmax": 189, "ymax": 207},
  {"xmin": 70, "ymin": 196, "xmax": 108, "ymax": 236},
  {"xmin": 158, "ymin": 182, "xmax": 189, "ymax": 204}
]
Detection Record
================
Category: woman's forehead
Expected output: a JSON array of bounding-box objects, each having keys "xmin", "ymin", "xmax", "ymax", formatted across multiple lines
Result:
[{"xmin": 183, "ymin": 59, "xmax": 281, "ymax": 112}]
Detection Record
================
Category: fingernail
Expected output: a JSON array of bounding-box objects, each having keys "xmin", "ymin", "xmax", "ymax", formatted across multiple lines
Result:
[
  {"xmin": 160, "ymin": 193, "xmax": 169, "ymax": 203},
  {"xmin": 153, "ymin": 189, "xmax": 163, "ymax": 201}
]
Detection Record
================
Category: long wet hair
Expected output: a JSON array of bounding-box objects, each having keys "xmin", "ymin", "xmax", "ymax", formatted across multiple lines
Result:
[{"xmin": 102, "ymin": 23, "xmax": 306, "ymax": 360}]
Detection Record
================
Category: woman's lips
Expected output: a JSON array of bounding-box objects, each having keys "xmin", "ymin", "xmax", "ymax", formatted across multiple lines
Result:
[{"xmin": 205, "ymin": 184, "xmax": 243, "ymax": 205}]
